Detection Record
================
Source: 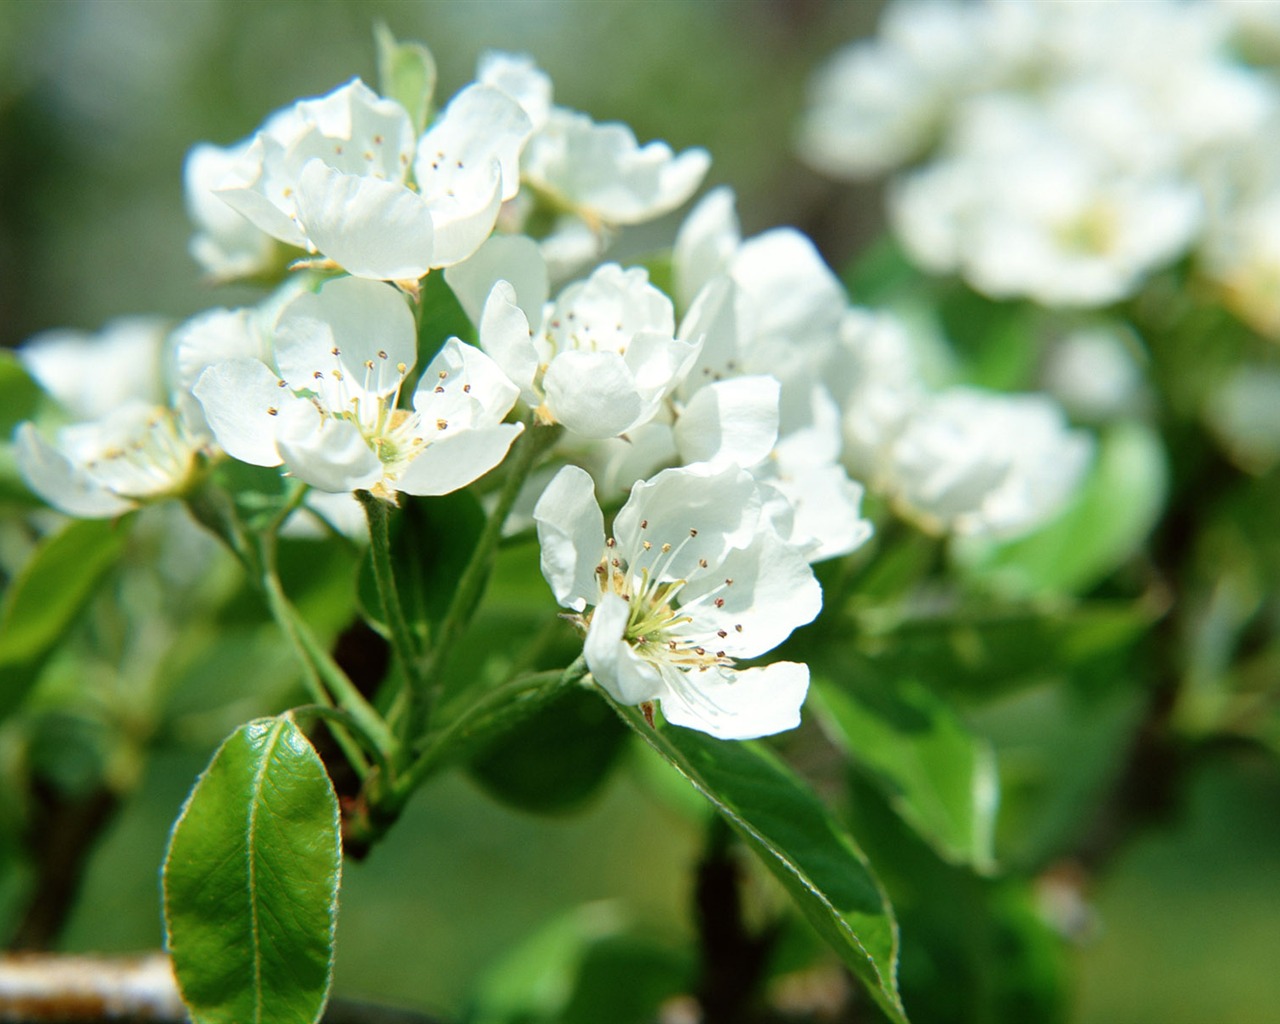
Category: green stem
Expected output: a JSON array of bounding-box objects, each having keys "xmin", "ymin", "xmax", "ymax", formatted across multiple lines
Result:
[
  {"xmin": 257, "ymin": 533, "xmax": 396, "ymax": 768},
  {"xmin": 357, "ymin": 489, "xmax": 425, "ymax": 733},
  {"xmin": 287, "ymin": 704, "xmax": 393, "ymax": 780},
  {"xmin": 399, "ymin": 655, "xmax": 588, "ymax": 797},
  {"xmin": 413, "ymin": 421, "xmax": 562, "ymax": 733}
]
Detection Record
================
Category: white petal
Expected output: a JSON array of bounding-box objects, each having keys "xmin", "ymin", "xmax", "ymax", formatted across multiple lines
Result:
[
  {"xmin": 275, "ymin": 276, "xmax": 417, "ymax": 399},
  {"xmin": 584, "ymin": 592, "xmax": 664, "ymax": 705},
  {"xmin": 274, "ymin": 403, "xmax": 382, "ymax": 493},
  {"xmin": 20, "ymin": 318, "xmax": 168, "ymax": 419},
  {"xmin": 542, "ymin": 350, "xmax": 643, "ymax": 438},
  {"xmin": 445, "ymin": 234, "xmax": 549, "ymax": 327},
  {"xmin": 426, "ymin": 164, "xmax": 505, "ymax": 268},
  {"xmin": 477, "ymin": 281, "xmax": 541, "ymax": 400},
  {"xmin": 413, "ymin": 337, "xmax": 519, "ymax": 424},
  {"xmin": 171, "ymin": 307, "xmax": 269, "ymax": 393},
  {"xmin": 673, "ymin": 186, "xmax": 740, "ymax": 310},
  {"xmin": 396, "ymin": 422, "xmax": 523, "ymax": 496},
  {"xmin": 14, "ymin": 423, "xmax": 136, "ymax": 518},
  {"xmin": 675, "ymin": 376, "xmax": 779, "ymax": 470},
  {"xmin": 680, "ymin": 531, "xmax": 822, "ymax": 658},
  {"xmin": 613, "ymin": 463, "xmax": 760, "ymax": 582},
  {"xmin": 193, "ymin": 359, "xmax": 288, "ymax": 467},
  {"xmin": 415, "ymin": 83, "xmax": 533, "ymax": 203},
  {"xmin": 477, "ymin": 51, "xmax": 553, "ymax": 131},
  {"xmin": 658, "ymin": 661, "xmax": 809, "ymax": 739},
  {"xmin": 533, "ymin": 464, "xmax": 605, "ymax": 611},
  {"xmin": 296, "ymin": 161, "xmax": 436, "ymax": 280}
]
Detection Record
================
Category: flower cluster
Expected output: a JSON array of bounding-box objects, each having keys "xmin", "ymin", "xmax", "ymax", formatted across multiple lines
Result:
[
  {"xmin": 801, "ymin": 0, "xmax": 1280, "ymax": 317},
  {"xmin": 10, "ymin": 34, "xmax": 1094, "ymax": 741}
]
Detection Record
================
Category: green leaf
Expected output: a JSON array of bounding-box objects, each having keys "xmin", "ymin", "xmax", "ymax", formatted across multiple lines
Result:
[
  {"xmin": 163, "ymin": 716, "xmax": 341, "ymax": 1024},
  {"xmin": 954, "ymin": 420, "xmax": 1168, "ymax": 598},
  {"xmin": 0, "ymin": 517, "xmax": 128, "ymax": 719},
  {"xmin": 0, "ymin": 351, "xmax": 43, "ymax": 436},
  {"xmin": 374, "ymin": 22, "xmax": 436, "ymax": 135},
  {"xmin": 615, "ymin": 707, "xmax": 909, "ymax": 1024},
  {"xmin": 813, "ymin": 677, "xmax": 998, "ymax": 871},
  {"xmin": 469, "ymin": 902, "xmax": 693, "ymax": 1024},
  {"xmin": 357, "ymin": 489, "xmax": 486, "ymax": 642},
  {"xmin": 468, "ymin": 685, "xmax": 630, "ymax": 814}
]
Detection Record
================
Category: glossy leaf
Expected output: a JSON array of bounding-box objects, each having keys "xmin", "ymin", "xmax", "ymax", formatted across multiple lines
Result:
[
  {"xmin": 953, "ymin": 421, "xmax": 1168, "ymax": 598},
  {"xmin": 615, "ymin": 705, "xmax": 909, "ymax": 1024},
  {"xmin": 813, "ymin": 677, "xmax": 998, "ymax": 871},
  {"xmin": 164, "ymin": 717, "xmax": 341, "ymax": 1024},
  {"xmin": 0, "ymin": 517, "xmax": 127, "ymax": 719}
]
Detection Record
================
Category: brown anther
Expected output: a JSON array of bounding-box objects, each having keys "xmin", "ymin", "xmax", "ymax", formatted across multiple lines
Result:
[
  {"xmin": 463, "ymin": 383, "xmax": 472, "ymax": 393},
  {"xmin": 640, "ymin": 519, "xmax": 648, "ymax": 529},
  {"xmin": 611, "ymin": 558, "xmax": 620, "ymax": 567},
  {"xmin": 669, "ymin": 640, "xmax": 678, "ymax": 650},
  {"xmin": 698, "ymin": 558, "xmax": 708, "ymax": 568},
  {"xmin": 313, "ymin": 370, "xmax": 324, "ymax": 379},
  {"xmin": 734, "ymin": 624, "xmax": 743, "ymax": 632},
  {"xmin": 690, "ymin": 528, "xmax": 698, "ymax": 537},
  {"xmin": 277, "ymin": 379, "xmax": 288, "ymax": 388},
  {"xmin": 378, "ymin": 350, "xmax": 388, "ymax": 359},
  {"xmin": 714, "ymin": 597, "xmax": 725, "ymax": 608},
  {"xmin": 364, "ymin": 360, "xmax": 375, "ymax": 370},
  {"xmin": 724, "ymin": 578, "xmax": 734, "ymax": 585},
  {"xmin": 695, "ymin": 647, "xmax": 706, "ymax": 656},
  {"xmin": 438, "ymin": 370, "xmax": 448, "ymax": 379},
  {"xmin": 662, "ymin": 543, "xmax": 672, "ymax": 553},
  {"xmin": 434, "ymin": 385, "xmax": 445, "ymax": 393},
  {"xmin": 606, "ymin": 537, "xmax": 616, "ymax": 547},
  {"xmin": 436, "ymin": 419, "xmax": 448, "ymax": 430},
  {"xmin": 267, "ymin": 406, "xmax": 278, "ymax": 416},
  {"xmin": 373, "ymin": 134, "xmax": 384, "ymax": 144},
  {"xmin": 330, "ymin": 346, "xmax": 340, "ymax": 355},
  {"xmin": 716, "ymin": 650, "xmax": 726, "ymax": 658},
  {"xmin": 717, "ymin": 629, "xmax": 727, "ymax": 638},
  {"xmin": 642, "ymin": 540, "xmax": 652, "ymax": 550}
]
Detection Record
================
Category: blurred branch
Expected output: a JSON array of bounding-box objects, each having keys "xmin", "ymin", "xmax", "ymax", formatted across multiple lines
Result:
[
  {"xmin": 7, "ymin": 783, "xmax": 120, "ymax": 952},
  {"xmin": 0, "ymin": 952, "xmax": 450, "ymax": 1023}
]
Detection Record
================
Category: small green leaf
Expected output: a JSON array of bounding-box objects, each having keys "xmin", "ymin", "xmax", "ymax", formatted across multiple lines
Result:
[
  {"xmin": 813, "ymin": 677, "xmax": 998, "ymax": 871},
  {"xmin": 0, "ymin": 517, "xmax": 128, "ymax": 719},
  {"xmin": 954, "ymin": 421, "xmax": 1168, "ymax": 598},
  {"xmin": 374, "ymin": 22, "xmax": 436, "ymax": 135},
  {"xmin": 615, "ymin": 707, "xmax": 909, "ymax": 1024},
  {"xmin": 163, "ymin": 716, "xmax": 341, "ymax": 1024}
]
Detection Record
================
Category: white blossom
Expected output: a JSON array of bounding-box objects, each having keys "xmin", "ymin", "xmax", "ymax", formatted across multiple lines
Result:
[
  {"xmin": 879, "ymin": 388, "xmax": 1092, "ymax": 539},
  {"xmin": 194, "ymin": 276, "xmax": 522, "ymax": 500},
  {"xmin": 212, "ymin": 78, "xmax": 531, "ymax": 281},
  {"xmin": 479, "ymin": 262, "xmax": 697, "ymax": 439},
  {"xmin": 534, "ymin": 464, "xmax": 820, "ymax": 739}
]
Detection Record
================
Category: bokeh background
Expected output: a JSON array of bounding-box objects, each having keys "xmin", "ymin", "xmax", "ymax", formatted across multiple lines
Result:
[{"xmin": 2, "ymin": 3, "xmax": 1278, "ymax": 1023}]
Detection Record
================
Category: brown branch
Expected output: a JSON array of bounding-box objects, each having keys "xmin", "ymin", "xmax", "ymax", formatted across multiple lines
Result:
[{"xmin": 0, "ymin": 952, "xmax": 450, "ymax": 1023}]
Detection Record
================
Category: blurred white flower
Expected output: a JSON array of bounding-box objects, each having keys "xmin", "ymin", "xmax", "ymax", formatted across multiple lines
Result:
[
  {"xmin": 534, "ymin": 464, "xmax": 819, "ymax": 739},
  {"xmin": 879, "ymin": 388, "xmax": 1092, "ymax": 539},
  {"xmin": 1041, "ymin": 326, "xmax": 1146, "ymax": 422}
]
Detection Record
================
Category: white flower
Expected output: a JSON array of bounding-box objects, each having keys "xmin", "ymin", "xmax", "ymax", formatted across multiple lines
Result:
[
  {"xmin": 15, "ymin": 402, "xmax": 204, "ymax": 518},
  {"xmin": 214, "ymin": 78, "xmax": 531, "ymax": 281},
  {"xmin": 521, "ymin": 108, "xmax": 709, "ymax": 229},
  {"xmin": 889, "ymin": 98, "xmax": 1203, "ymax": 307},
  {"xmin": 19, "ymin": 317, "xmax": 169, "ymax": 420},
  {"xmin": 479, "ymin": 263, "xmax": 698, "ymax": 439},
  {"xmin": 880, "ymin": 388, "xmax": 1092, "ymax": 539},
  {"xmin": 184, "ymin": 140, "xmax": 278, "ymax": 281},
  {"xmin": 534, "ymin": 464, "xmax": 820, "ymax": 740},
  {"xmin": 194, "ymin": 276, "xmax": 522, "ymax": 499}
]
